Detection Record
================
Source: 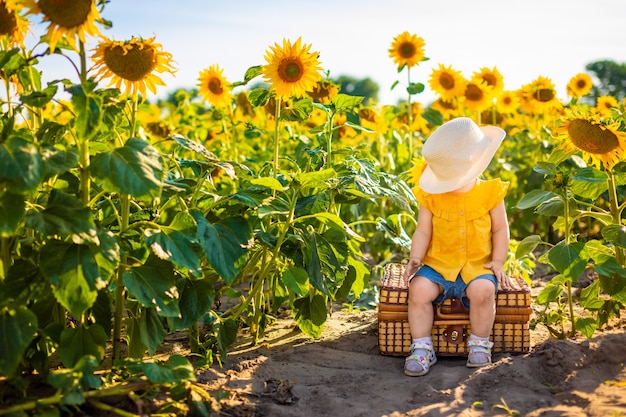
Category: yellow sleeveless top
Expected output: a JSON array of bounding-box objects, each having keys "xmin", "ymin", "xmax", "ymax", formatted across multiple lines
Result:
[{"xmin": 414, "ymin": 178, "xmax": 508, "ymax": 283}]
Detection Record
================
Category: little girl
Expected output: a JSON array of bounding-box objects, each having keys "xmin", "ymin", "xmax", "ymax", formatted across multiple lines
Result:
[{"xmin": 403, "ymin": 117, "xmax": 514, "ymax": 377}]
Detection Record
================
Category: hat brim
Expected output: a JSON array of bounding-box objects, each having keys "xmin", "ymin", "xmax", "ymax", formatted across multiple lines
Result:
[{"xmin": 419, "ymin": 125, "xmax": 506, "ymax": 194}]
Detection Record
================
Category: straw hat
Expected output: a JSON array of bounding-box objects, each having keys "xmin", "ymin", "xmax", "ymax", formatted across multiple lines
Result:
[{"xmin": 419, "ymin": 117, "xmax": 505, "ymax": 194}]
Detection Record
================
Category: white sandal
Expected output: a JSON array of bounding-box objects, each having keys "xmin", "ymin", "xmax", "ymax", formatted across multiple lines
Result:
[
  {"xmin": 404, "ymin": 341, "xmax": 437, "ymax": 377},
  {"xmin": 466, "ymin": 339, "xmax": 494, "ymax": 368}
]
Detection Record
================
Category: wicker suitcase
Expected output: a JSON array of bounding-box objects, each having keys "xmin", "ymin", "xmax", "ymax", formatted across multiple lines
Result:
[{"xmin": 377, "ymin": 263, "xmax": 532, "ymax": 356}]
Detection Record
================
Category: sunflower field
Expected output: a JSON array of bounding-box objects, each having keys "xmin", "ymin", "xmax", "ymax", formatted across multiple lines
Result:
[{"xmin": 1, "ymin": 0, "xmax": 626, "ymax": 415}]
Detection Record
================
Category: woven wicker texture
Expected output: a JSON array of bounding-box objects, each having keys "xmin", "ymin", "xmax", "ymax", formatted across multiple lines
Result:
[{"xmin": 377, "ymin": 263, "xmax": 531, "ymax": 356}]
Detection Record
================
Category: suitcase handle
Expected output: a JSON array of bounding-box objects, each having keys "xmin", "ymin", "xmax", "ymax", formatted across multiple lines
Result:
[{"xmin": 435, "ymin": 297, "xmax": 469, "ymax": 320}]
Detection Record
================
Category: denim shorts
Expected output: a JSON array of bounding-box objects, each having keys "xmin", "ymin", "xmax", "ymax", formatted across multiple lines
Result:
[{"xmin": 410, "ymin": 264, "xmax": 498, "ymax": 308}]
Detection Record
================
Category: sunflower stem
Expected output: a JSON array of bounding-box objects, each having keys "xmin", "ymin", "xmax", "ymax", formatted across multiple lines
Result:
[
  {"xmin": 112, "ymin": 94, "xmax": 139, "ymax": 360},
  {"xmin": 406, "ymin": 67, "xmax": 413, "ymax": 159},
  {"xmin": 562, "ymin": 189, "xmax": 576, "ymax": 338},
  {"xmin": 607, "ymin": 170, "xmax": 625, "ymax": 266},
  {"xmin": 273, "ymin": 98, "xmax": 282, "ymax": 180}
]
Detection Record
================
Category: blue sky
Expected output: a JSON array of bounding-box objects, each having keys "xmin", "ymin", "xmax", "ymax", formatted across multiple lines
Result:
[{"xmin": 30, "ymin": 0, "xmax": 626, "ymax": 105}]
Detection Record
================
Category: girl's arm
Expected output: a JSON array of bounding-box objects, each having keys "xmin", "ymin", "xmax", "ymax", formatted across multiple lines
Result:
[
  {"xmin": 404, "ymin": 206, "xmax": 433, "ymax": 280},
  {"xmin": 486, "ymin": 200, "xmax": 511, "ymax": 288}
]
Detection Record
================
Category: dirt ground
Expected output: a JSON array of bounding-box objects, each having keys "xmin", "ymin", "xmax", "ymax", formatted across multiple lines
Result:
[{"xmin": 198, "ymin": 281, "xmax": 626, "ymax": 417}]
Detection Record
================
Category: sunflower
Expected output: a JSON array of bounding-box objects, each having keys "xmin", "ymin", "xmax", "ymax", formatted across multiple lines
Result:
[
  {"xmin": 430, "ymin": 98, "xmax": 459, "ymax": 120},
  {"xmin": 428, "ymin": 64, "xmax": 467, "ymax": 101},
  {"xmin": 306, "ymin": 79, "xmax": 339, "ymax": 104},
  {"xmin": 462, "ymin": 80, "xmax": 493, "ymax": 111},
  {"xmin": 555, "ymin": 110, "xmax": 626, "ymax": 169},
  {"xmin": 496, "ymin": 90, "xmax": 520, "ymax": 114},
  {"xmin": 388, "ymin": 31, "xmax": 426, "ymax": 70},
  {"xmin": 566, "ymin": 73, "xmax": 593, "ymax": 98},
  {"xmin": 197, "ymin": 64, "xmax": 232, "ymax": 108},
  {"xmin": 262, "ymin": 37, "xmax": 323, "ymax": 101},
  {"xmin": 0, "ymin": 0, "xmax": 29, "ymax": 48},
  {"xmin": 406, "ymin": 156, "xmax": 427, "ymax": 196},
  {"xmin": 473, "ymin": 66, "xmax": 504, "ymax": 95},
  {"xmin": 91, "ymin": 36, "xmax": 177, "ymax": 98},
  {"xmin": 21, "ymin": 0, "xmax": 102, "ymax": 52},
  {"xmin": 594, "ymin": 95, "xmax": 619, "ymax": 118},
  {"xmin": 520, "ymin": 75, "xmax": 561, "ymax": 113}
]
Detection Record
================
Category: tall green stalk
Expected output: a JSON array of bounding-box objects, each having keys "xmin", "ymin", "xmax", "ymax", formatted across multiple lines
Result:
[
  {"xmin": 562, "ymin": 187, "xmax": 575, "ymax": 338},
  {"xmin": 273, "ymin": 98, "xmax": 282, "ymax": 179},
  {"xmin": 606, "ymin": 170, "xmax": 625, "ymax": 266},
  {"xmin": 112, "ymin": 95, "xmax": 139, "ymax": 360}
]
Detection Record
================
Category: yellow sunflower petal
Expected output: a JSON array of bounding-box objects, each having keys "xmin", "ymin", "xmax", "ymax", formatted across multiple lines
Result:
[
  {"xmin": 389, "ymin": 31, "xmax": 426, "ymax": 70},
  {"xmin": 262, "ymin": 37, "xmax": 323, "ymax": 101},
  {"xmin": 90, "ymin": 36, "xmax": 177, "ymax": 99},
  {"xmin": 22, "ymin": 0, "xmax": 102, "ymax": 52}
]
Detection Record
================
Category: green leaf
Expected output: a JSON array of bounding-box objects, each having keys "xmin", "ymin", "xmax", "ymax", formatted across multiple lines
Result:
[
  {"xmin": 516, "ymin": 190, "xmax": 559, "ymax": 210},
  {"xmin": 570, "ymin": 167, "xmax": 608, "ymax": 200},
  {"xmin": 248, "ymin": 88, "xmax": 271, "ymax": 107},
  {"xmin": 547, "ymin": 242, "xmax": 587, "ymax": 282},
  {"xmin": 293, "ymin": 294, "xmax": 327, "ymax": 338},
  {"xmin": 250, "ymin": 177, "xmax": 284, "ymax": 192},
  {"xmin": 171, "ymin": 134, "xmax": 218, "ymax": 161},
  {"xmin": 295, "ymin": 168, "xmax": 335, "ymax": 188},
  {"xmin": 68, "ymin": 81, "xmax": 102, "ymax": 139},
  {"xmin": 0, "ymin": 305, "xmax": 37, "ymax": 377},
  {"xmin": 422, "ymin": 107, "xmax": 443, "ymax": 127},
  {"xmin": 91, "ymin": 137, "xmax": 163, "ymax": 200},
  {"xmin": 167, "ymin": 278, "xmax": 215, "ymax": 331},
  {"xmin": 139, "ymin": 307, "xmax": 168, "ymax": 356},
  {"xmin": 578, "ymin": 280, "xmax": 604, "ymax": 309},
  {"xmin": 123, "ymin": 258, "xmax": 180, "ymax": 318},
  {"xmin": 296, "ymin": 212, "xmax": 364, "ymax": 242},
  {"xmin": 217, "ymin": 318, "xmax": 239, "ymax": 353},
  {"xmin": 280, "ymin": 99, "xmax": 314, "ymax": 122},
  {"xmin": 40, "ymin": 241, "xmax": 101, "ymax": 317},
  {"xmin": 144, "ymin": 212, "xmax": 202, "ymax": 275},
  {"xmin": 0, "ymin": 191, "xmax": 25, "ymax": 237},
  {"xmin": 242, "ymin": 65, "xmax": 263, "ymax": 84},
  {"xmin": 20, "ymin": 85, "xmax": 58, "ymax": 108},
  {"xmin": 282, "ymin": 267, "xmax": 309, "ymax": 296},
  {"xmin": 515, "ymin": 235, "xmax": 543, "ymax": 258},
  {"xmin": 331, "ymin": 93, "xmax": 363, "ymax": 110},
  {"xmin": 26, "ymin": 189, "xmax": 98, "ymax": 243},
  {"xmin": 41, "ymin": 144, "xmax": 80, "ymax": 179},
  {"xmin": 193, "ymin": 213, "xmax": 252, "ymax": 284},
  {"xmin": 58, "ymin": 324, "xmax": 107, "ymax": 368},
  {"xmin": 574, "ymin": 317, "xmax": 597, "ymax": 339},
  {"xmin": 536, "ymin": 276, "xmax": 566, "ymax": 304},
  {"xmin": 601, "ymin": 224, "xmax": 626, "ymax": 248},
  {"xmin": 141, "ymin": 354, "xmax": 195, "ymax": 384},
  {"xmin": 303, "ymin": 229, "xmax": 348, "ymax": 297},
  {"xmin": 406, "ymin": 82, "xmax": 424, "ymax": 95},
  {"xmin": 0, "ymin": 136, "xmax": 44, "ymax": 192}
]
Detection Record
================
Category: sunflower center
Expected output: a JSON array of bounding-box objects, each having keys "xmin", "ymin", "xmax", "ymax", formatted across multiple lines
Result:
[
  {"xmin": 399, "ymin": 42, "xmax": 416, "ymax": 58},
  {"xmin": 535, "ymin": 88, "xmax": 555, "ymax": 102},
  {"xmin": 482, "ymin": 74, "xmax": 496, "ymax": 87},
  {"xmin": 465, "ymin": 84, "xmax": 483, "ymax": 101},
  {"xmin": 0, "ymin": 3, "xmax": 16, "ymax": 35},
  {"xmin": 568, "ymin": 119, "xmax": 619, "ymax": 154},
  {"xmin": 278, "ymin": 58, "xmax": 304, "ymax": 83},
  {"xmin": 208, "ymin": 77, "xmax": 223, "ymax": 95},
  {"xmin": 38, "ymin": 0, "xmax": 92, "ymax": 29},
  {"xmin": 103, "ymin": 43, "xmax": 157, "ymax": 82},
  {"xmin": 576, "ymin": 79, "xmax": 588, "ymax": 89},
  {"xmin": 439, "ymin": 73, "xmax": 455, "ymax": 90}
]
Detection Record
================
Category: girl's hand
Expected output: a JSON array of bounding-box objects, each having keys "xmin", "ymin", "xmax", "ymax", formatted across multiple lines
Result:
[
  {"xmin": 485, "ymin": 261, "xmax": 512, "ymax": 290},
  {"xmin": 403, "ymin": 258, "xmax": 421, "ymax": 281}
]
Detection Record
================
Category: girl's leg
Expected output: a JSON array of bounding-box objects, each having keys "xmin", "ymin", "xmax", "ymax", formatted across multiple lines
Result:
[
  {"xmin": 405, "ymin": 276, "xmax": 441, "ymax": 376},
  {"xmin": 465, "ymin": 278, "xmax": 497, "ymax": 367},
  {"xmin": 408, "ymin": 276, "xmax": 441, "ymax": 337},
  {"xmin": 465, "ymin": 278, "xmax": 496, "ymax": 336}
]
